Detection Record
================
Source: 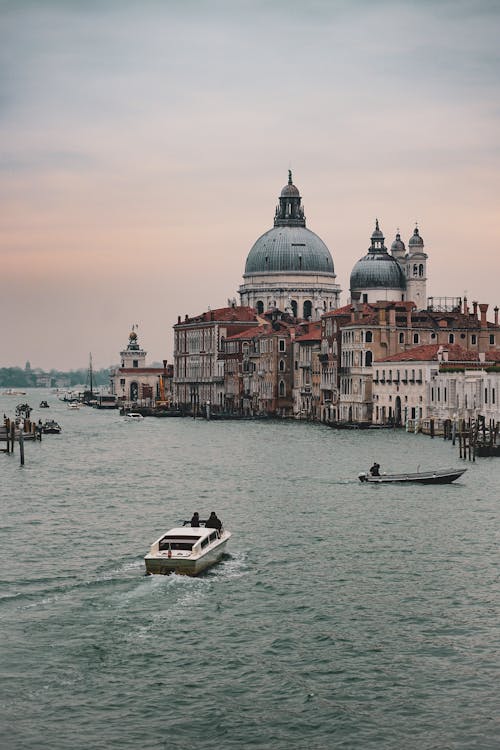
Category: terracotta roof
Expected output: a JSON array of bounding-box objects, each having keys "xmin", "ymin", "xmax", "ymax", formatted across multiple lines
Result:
[
  {"xmin": 177, "ymin": 306, "xmax": 257, "ymax": 325},
  {"xmin": 378, "ymin": 344, "xmax": 478, "ymax": 363},
  {"xmin": 295, "ymin": 321, "xmax": 321, "ymax": 342}
]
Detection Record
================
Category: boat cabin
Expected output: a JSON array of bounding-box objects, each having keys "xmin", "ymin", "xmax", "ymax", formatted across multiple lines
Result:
[{"xmin": 150, "ymin": 527, "xmax": 220, "ymax": 556}]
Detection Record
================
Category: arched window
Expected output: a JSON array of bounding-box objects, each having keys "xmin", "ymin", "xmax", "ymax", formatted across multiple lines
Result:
[
  {"xmin": 256, "ymin": 300, "xmax": 264, "ymax": 314},
  {"xmin": 279, "ymin": 359, "xmax": 285, "ymax": 372},
  {"xmin": 291, "ymin": 300, "xmax": 298, "ymax": 318},
  {"xmin": 419, "ymin": 264, "xmax": 424, "ymax": 277},
  {"xmin": 279, "ymin": 380, "xmax": 285, "ymax": 397},
  {"xmin": 365, "ymin": 350, "xmax": 373, "ymax": 367},
  {"xmin": 413, "ymin": 264, "xmax": 418, "ymax": 276},
  {"xmin": 365, "ymin": 330, "xmax": 373, "ymax": 343},
  {"xmin": 449, "ymin": 333, "xmax": 455, "ymax": 344},
  {"xmin": 303, "ymin": 300, "xmax": 312, "ymax": 319}
]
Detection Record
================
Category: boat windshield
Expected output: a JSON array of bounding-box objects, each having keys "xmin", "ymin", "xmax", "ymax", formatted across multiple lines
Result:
[{"xmin": 159, "ymin": 536, "xmax": 198, "ymax": 551}]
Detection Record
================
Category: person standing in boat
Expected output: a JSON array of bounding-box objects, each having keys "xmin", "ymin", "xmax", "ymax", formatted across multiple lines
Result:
[
  {"xmin": 370, "ymin": 462, "xmax": 380, "ymax": 476},
  {"xmin": 190, "ymin": 512, "xmax": 200, "ymax": 527},
  {"xmin": 205, "ymin": 511, "xmax": 222, "ymax": 532}
]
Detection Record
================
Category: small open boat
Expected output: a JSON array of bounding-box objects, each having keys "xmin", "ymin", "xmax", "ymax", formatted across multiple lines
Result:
[
  {"xmin": 145, "ymin": 522, "xmax": 231, "ymax": 576},
  {"xmin": 359, "ymin": 467, "xmax": 467, "ymax": 484}
]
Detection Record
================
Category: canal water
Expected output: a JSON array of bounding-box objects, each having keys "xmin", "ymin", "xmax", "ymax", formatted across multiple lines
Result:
[{"xmin": 1, "ymin": 390, "xmax": 499, "ymax": 749}]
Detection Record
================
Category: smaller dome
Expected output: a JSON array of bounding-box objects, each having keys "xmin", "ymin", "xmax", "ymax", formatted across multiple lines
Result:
[
  {"xmin": 129, "ymin": 331, "xmax": 137, "ymax": 341},
  {"xmin": 280, "ymin": 169, "xmax": 300, "ymax": 198},
  {"xmin": 391, "ymin": 232, "xmax": 406, "ymax": 255},
  {"xmin": 409, "ymin": 226, "xmax": 424, "ymax": 248}
]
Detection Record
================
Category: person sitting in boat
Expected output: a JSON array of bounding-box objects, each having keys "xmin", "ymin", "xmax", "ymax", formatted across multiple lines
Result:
[
  {"xmin": 190, "ymin": 512, "xmax": 200, "ymax": 527},
  {"xmin": 205, "ymin": 511, "xmax": 222, "ymax": 532},
  {"xmin": 370, "ymin": 462, "xmax": 381, "ymax": 476}
]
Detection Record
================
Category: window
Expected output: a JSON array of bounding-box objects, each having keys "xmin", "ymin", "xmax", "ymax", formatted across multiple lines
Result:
[
  {"xmin": 365, "ymin": 351, "xmax": 373, "ymax": 366},
  {"xmin": 133, "ymin": 360, "xmax": 138, "ymax": 368},
  {"xmin": 419, "ymin": 264, "xmax": 424, "ymax": 277},
  {"xmin": 449, "ymin": 334, "xmax": 455, "ymax": 344},
  {"xmin": 399, "ymin": 332, "xmax": 404, "ymax": 344},
  {"xmin": 365, "ymin": 331, "xmax": 373, "ymax": 343},
  {"xmin": 490, "ymin": 334, "xmax": 495, "ymax": 345},
  {"xmin": 291, "ymin": 300, "xmax": 298, "ymax": 317},
  {"xmin": 413, "ymin": 333, "xmax": 419, "ymax": 344},
  {"xmin": 279, "ymin": 380, "xmax": 285, "ymax": 397},
  {"xmin": 279, "ymin": 339, "xmax": 286, "ymax": 352},
  {"xmin": 279, "ymin": 359, "xmax": 285, "ymax": 372},
  {"xmin": 256, "ymin": 300, "xmax": 264, "ymax": 314},
  {"xmin": 471, "ymin": 334, "xmax": 477, "ymax": 345},
  {"xmin": 303, "ymin": 300, "xmax": 312, "ymax": 319},
  {"xmin": 362, "ymin": 293, "xmax": 368, "ymax": 303}
]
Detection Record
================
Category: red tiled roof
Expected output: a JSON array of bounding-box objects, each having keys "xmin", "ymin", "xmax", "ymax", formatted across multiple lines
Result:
[
  {"xmin": 177, "ymin": 306, "xmax": 257, "ymax": 325},
  {"xmin": 377, "ymin": 344, "xmax": 478, "ymax": 363}
]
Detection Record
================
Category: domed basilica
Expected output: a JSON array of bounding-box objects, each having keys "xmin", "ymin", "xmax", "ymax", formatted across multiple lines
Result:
[
  {"xmin": 238, "ymin": 171, "xmax": 341, "ymax": 319},
  {"xmin": 239, "ymin": 173, "xmax": 428, "ymax": 317}
]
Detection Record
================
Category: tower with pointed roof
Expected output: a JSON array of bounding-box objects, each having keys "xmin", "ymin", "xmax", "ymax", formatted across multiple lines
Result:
[
  {"xmin": 239, "ymin": 172, "xmax": 341, "ymax": 320},
  {"xmin": 405, "ymin": 225, "xmax": 428, "ymax": 310}
]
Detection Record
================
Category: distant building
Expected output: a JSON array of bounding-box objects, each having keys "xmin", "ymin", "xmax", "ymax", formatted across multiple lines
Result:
[{"xmin": 110, "ymin": 327, "xmax": 172, "ymax": 405}]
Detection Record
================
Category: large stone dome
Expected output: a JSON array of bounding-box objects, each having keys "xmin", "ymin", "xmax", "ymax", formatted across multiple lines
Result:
[
  {"xmin": 245, "ymin": 225, "xmax": 334, "ymax": 274},
  {"xmin": 239, "ymin": 172, "xmax": 341, "ymax": 318}
]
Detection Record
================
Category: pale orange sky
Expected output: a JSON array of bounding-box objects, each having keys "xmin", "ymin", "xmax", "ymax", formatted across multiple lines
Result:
[{"xmin": 1, "ymin": 0, "xmax": 499, "ymax": 369}]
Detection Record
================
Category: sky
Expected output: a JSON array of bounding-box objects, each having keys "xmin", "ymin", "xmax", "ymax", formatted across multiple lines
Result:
[{"xmin": 1, "ymin": 0, "xmax": 500, "ymax": 370}]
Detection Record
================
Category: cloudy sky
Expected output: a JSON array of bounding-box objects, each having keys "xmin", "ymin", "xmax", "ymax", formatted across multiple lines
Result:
[{"xmin": 2, "ymin": 0, "xmax": 499, "ymax": 369}]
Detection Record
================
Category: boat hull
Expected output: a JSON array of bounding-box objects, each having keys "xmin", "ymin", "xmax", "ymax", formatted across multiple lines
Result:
[
  {"xmin": 145, "ymin": 538, "xmax": 229, "ymax": 576},
  {"xmin": 359, "ymin": 468, "xmax": 466, "ymax": 484}
]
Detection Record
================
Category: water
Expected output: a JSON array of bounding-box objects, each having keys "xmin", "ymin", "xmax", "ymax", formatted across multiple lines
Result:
[{"xmin": 1, "ymin": 390, "xmax": 499, "ymax": 749}]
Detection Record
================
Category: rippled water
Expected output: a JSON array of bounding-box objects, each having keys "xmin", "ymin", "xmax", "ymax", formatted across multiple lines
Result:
[{"xmin": 1, "ymin": 390, "xmax": 499, "ymax": 749}]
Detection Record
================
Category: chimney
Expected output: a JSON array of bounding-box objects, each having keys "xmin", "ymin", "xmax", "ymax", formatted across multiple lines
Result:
[
  {"xmin": 472, "ymin": 300, "xmax": 478, "ymax": 318},
  {"xmin": 495, "ymin": 306, "xmax": 499, "ymax": 326},
  {"xmin": 479, "ymin": 352, "xmax": 485, "ymax": 363},
  {"xmin": 177, "ymin": 316, "xmax": 181, "ymax": 324},
  {"xmin": 479, "ymin": 303, "xmax": 488, "ymax": 329},
  {"xmin": 379, "ymin": 308, "xmax": 386, "ymax": 325},
  {"xmin": 406, "ymin": 309, "xmax": 412, "ymax": 328},
  {"xmin": 463, "ymin": 296, "xmax": 468, "ymax": 314},
  {"xmin": 163, "ymin": 359, "xmax": 168, "ymax": 372},
  {"xmin": 388, "ymin": 307, "xmax": 396, "ymax": 327}
]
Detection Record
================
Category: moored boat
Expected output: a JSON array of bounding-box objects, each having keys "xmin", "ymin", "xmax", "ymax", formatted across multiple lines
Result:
[
  {"xmin": 124, "ymin": 412, "xmax": 144, "ymax": 421},
  {"xmin": 358, "ymin": 467, "xmax": 467, "ymax": 484},
  {"xmin": 41, "ymin": 419, "xmax": 62, "ymax": 434},
  {"xmin": 145, "ymin": 523, "xmax": 231, "ymax": 576}
]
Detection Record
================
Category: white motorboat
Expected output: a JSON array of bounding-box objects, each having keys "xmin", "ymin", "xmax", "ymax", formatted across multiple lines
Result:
[
  {"xmin": 124, "ymin": 412, "xmax": 144, "ymax": 421},
  {"xmin": 66, "ymin": 401, "xmax": 81, "ymax": 410},
  {"xmin": 145, "ymin": 524, "xmax": 231, "ymax": 576}
]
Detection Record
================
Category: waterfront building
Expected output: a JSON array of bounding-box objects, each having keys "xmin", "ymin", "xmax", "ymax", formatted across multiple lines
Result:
[
  {"xmin": 173, "ymin": 305, "xmax": 258, "ymax": 413},
  {"xmin": 110, "ymin": 328, "xmax": 172, "ymax": 405},
  {"xmin": 292, "ymin": 321, "xmax": 322, "ymax": 419},
  {"xmin": 327, "ymin": 300, "xmax": 500, "ymax": 424},
  {"xmin": 373, "ymin": 344, "xmax": 500, "ymax": 427},
  {"xmin": 239, "ymin": 171, "xmax": 341, "ymax": 318}
]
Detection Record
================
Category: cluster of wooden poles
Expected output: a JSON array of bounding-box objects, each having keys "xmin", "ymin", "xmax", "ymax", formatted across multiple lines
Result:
[
  {"xmin": 438, "ymin": 415, "xmax": 500, "ymax": 461},
  {"xmin": 1, "ymin": 416, "xmax": 42, "ymax": 465}
]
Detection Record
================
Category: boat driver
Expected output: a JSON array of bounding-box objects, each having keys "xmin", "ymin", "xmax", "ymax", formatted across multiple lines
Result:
[
  {"xmin": 370, "ymin": 462, "xmax": 381, "ymax": 476},
  {"xmin": 205, "ymin": 511, "xmax": 222, "ymax": 532},
  {"xmin": 190, "ymin": 512, "xmax": 200, "ymax": 527}
]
